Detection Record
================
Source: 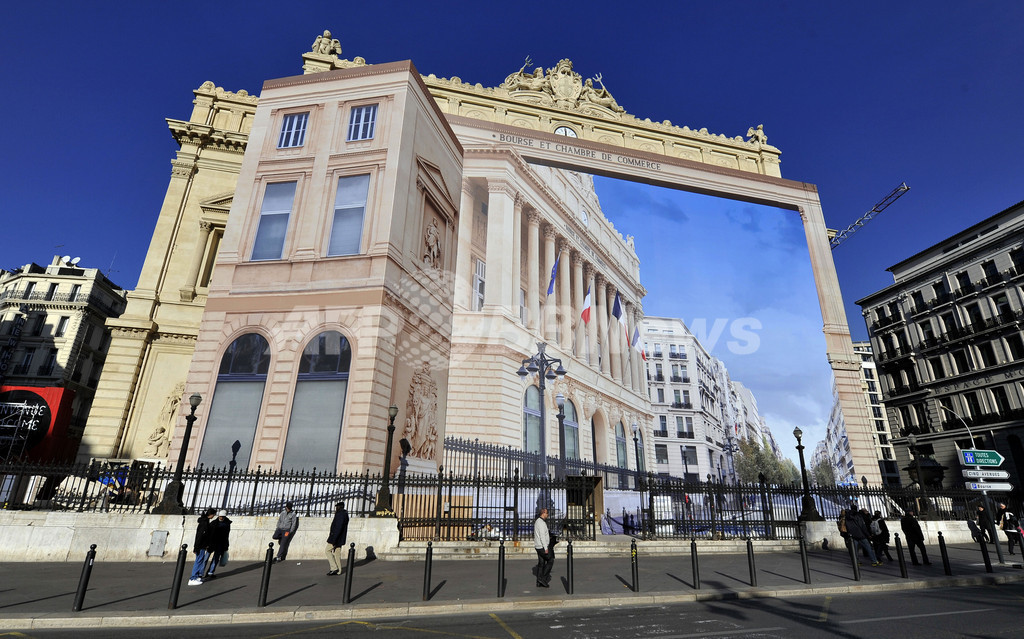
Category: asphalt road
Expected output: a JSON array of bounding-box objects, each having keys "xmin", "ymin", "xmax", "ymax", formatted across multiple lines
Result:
[{"xmin": 12, "ymin": 582, "xmax": 1024, "ymax": 639}]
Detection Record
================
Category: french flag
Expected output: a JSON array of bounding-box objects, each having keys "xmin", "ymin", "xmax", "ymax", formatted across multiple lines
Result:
[
  {"xmin": 632, "ymin": 325, "xmax": 646, "ymax": 361},
  {"xmin": 611, "ymin": 293, "xmax": 629, "ymax": 343},
  {"xmin": 580, "ymin": 285, "xmax": 592, "ymax": 325}
]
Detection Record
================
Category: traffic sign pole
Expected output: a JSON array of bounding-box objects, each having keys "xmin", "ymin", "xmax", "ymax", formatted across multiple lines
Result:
[{"xmin": 960, "ymin": 449, "xmax": 1007, "ymax": 565}]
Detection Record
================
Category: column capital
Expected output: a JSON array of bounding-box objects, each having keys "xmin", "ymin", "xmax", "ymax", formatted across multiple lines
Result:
[
  {"xmin": 527, "ymin": 210, "xmax": 541, "ymax": 226},
  {"xmin": 198, "ymin": 220, "xmax": 215, "ymax": 232},
  {"xmin": 543, "ymin": 224, "xmax": 558, "ymax": 240},
  {"xmin": 583, "ymin": 263, "xmax": 596, "ymax": 280},
  {"xmin": 571, "ymin": 250, "xmax": 584, "ymax": 267},
  {"xmin": 595, "ymin": 273, "xmax": 607, "ymax": 289},
  {"xmin": 486, "ymin": 179, "xmax": 516, "ymax": 199}
]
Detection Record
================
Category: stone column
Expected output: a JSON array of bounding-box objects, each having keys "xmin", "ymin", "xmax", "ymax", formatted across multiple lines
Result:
[
  {"xmin": 455, "ymin": 183, "xmax": 476, "ymax": 310},
  {"xmin": 543, "ymin": 225, "xmax": 557, "ymax": 342},
  {"xmin": 485, "ymin": 181, "xmax": 515, "ymax": 309},
  {"xmin": 585, "ymin": 265, "xmax": 598, "ymax": 369},
  {"xmin": 178, "ymin": 221, "xmax": 214, "ymax": 302},
  {"xmin": 527, "ymin": 211, "xmax": 540, "ymax": 331},
  {"xmin": 572, "ymin": 252, "xmax": 584, "ymax": 358},
  {"xmin": 596, "ymin": 275, "xmax": 610, "ymax": 375},
  {"xmin": 512, "ymin": 197, "xmax": 524, "ymax": 317},
  {"xmin": 558, "ymin": 240, "xmax": 572, "ymax": 351}
]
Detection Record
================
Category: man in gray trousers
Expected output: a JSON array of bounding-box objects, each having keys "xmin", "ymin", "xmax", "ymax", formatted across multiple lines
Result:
[{"xmin": 534, "ymin": 508, "xmax": 553, "ymax": 588}]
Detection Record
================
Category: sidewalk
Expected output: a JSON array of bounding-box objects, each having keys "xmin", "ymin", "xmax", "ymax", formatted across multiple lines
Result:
[{"xmin": 1, "ymin": 543, "xmax": 1022, "ymax": 630}]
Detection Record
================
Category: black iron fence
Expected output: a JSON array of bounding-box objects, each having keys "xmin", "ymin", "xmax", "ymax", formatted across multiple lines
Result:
[{"xmin": 1, "ymin": 459, "xmax": 1016, "ymax": 544}]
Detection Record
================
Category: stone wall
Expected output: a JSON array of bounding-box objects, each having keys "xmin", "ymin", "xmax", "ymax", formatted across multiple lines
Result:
[
  {"xmin": 0, "ymin": 512, "xmax": 397, "ymax": 563},
  {"xmin": 804, "ymin": 518, "xmax": 976, "ymax": 549}
]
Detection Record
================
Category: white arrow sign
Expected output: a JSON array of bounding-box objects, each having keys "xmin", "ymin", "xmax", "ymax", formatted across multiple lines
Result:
[
  {"xmin": 963, "ymin": 469, "xmax": 1010, "ymax": 480},
  {"xmin": 966, "ymin": 481, "xmax": 1014, "ymax": 492}
]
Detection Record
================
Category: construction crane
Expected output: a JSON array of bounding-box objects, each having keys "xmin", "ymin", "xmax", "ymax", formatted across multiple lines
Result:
[{"xmin": 829, "ymin": 182, "xmax": 910, "ymax": 249}]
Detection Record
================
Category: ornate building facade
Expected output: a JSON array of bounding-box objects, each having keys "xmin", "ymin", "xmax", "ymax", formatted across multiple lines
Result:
[
  {"xmin": 83, "ymin": 32, "xmax": 873, "ymax": 481},
  {"xmin": 857, "ymin": 198, "xmax": 1024, "ymax": 490}
]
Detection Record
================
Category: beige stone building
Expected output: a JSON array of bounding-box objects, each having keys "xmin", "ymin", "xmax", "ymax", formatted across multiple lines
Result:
[{"xmin": 83, "ymin": 32, "xmax": 875, "ymax": 482}]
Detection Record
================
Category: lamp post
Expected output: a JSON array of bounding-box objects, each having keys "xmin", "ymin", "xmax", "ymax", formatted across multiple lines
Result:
[
  {"xmin": 373, "ymin": 405, "xmax": 400, "ymax": 516},
  {"xmin": 631, "ymin": 423, "xmax": 645, "ymax": 537},
  {"xmin": 517, "ymin": 342, "xmax": 566, "ymax": 475},
  {"xmin": 555, "ymin": 393, "xmax": 566, "ymax": 477},
  {"xmin": 221, "ymin": 439, "xmax": 241, "ymax": 509},
  {"xmin": 906, "ymin": 433, "xmax": 929, "ymax": 517},
  {"xmin": 793, "ymin": 427, "xmax": 823, "ymax": 521},
  {"xmin": 154, "ymin": 393, "xmax": 202, "ymax": 515}
]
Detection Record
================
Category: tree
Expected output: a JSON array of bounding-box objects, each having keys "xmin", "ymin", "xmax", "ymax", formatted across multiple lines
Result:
[
  {"xmin": 812, "ymin": 459, "xmax": 836, "ymax": 486},
  {"xmin": 734, "ymin": 437, "xmax": 793, "ymax": 485}
]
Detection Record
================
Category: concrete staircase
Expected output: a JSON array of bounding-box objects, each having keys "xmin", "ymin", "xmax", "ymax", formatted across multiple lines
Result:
[{"xmin": 380, "ymin": 536, "xmax": 800, "ymax": 561}]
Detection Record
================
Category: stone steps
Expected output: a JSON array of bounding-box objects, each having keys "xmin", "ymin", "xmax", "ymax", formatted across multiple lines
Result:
[{"xmin": 380, "ymin": 537, "xmax": 800, "ymax": 561}]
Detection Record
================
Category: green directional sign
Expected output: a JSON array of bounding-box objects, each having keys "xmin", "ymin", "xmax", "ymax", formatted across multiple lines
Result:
[{"xmin": 961, "ymin": 449, "xmax": 1005, "ymax": 467}]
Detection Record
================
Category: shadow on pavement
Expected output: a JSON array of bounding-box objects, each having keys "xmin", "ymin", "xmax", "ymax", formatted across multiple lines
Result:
[
  {"xmin": 761, "ymin": 570, "xmax": 804, "ymax": 584},
  {"xmin": 665, "ymin": 572, "xmax": 693, "ymax": 588},
  {"xmin": 349, "ymin": 581, "xmax": 382, "ymax": 603},
  {"xmin": 267, "ymin": 583, "xmax": 316, "ymax": 606},
  {"xmin": 0, "ymin": 591, "xmax": 75, "ymax": 610},
  {"xmin": 177, "ymin": 585, "xmax": 247, "ymax": 608},
  {"xmin": 713, "ymin": 571, "xmax": 748, "ymax": 586},
  {"xmin": 88, "ymin": 587, "xmax": 168, "ymax": 610},
  {"xmin": 427, "ymin": 579, "xmax": 446, "ymax": 600}
]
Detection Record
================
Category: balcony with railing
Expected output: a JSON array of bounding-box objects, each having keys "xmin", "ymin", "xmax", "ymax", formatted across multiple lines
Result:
[
  {"xmin": 652, "ymin": 429, "xmax": 669, "ymax": 438},
  {"xmin": 668, "ymin": 352, "xmax": 687, "ymax": 360},
  {"xmin": 979, "ymin": 272, "xmax": 1005, "ymax": 289},
  {"xmin": 677, "ymin": 431, "xmax": 695, "ymax": 439},
  {"xmin": 670, "ymin": 375, "xmax": 683, "ymax": 383},
  {"xmin": 928, "ymin": 292, "xmax": 953, "ymax": 309},
  {"xmin": 11, "ymin": 364, "xmax": 31, "ymax": 375},
  {"xmin": 670, "ymin": 401, "xmax": 692, "ymax": 410},
  {"xmin": 653, "ymin": 374, "xmax": 665, "ymax": 382}
]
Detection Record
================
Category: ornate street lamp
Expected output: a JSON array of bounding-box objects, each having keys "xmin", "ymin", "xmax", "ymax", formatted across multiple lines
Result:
[
  {"xmin": 906, "ymin": 433, "xmax": 929, "ymax": 517},
  {"xmin": 154, "ymin": 393, "xmax": 202, "ymax": 514},
  {"xmin": 374, "ymin": 405, "xmax": 400, "ymax": 516},
  {"xmin": 793, "ymin": 427, "xmax": 823, "ymax": 521},
  {"xmin": 517, "ymin": 342, "xmax": 566, "ymax": 474}
]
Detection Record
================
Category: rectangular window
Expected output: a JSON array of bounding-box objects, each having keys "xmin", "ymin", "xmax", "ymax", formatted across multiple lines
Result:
[
  {"xmin": 472, "ymin": 259, "xmax": 486, "ymax": 311},
  {"xmin": 919, "ymin": 320, "xmax": 934, "ymax": 341},
  {"xmin": 682, "ymin": 390, "xmax": 690, "ymax": 404},
  {"xmin": 24, "ymin": 282, "xmax": 36, "ymax": 298},
  {"xmin": 655, "ymin": 444, "xmax": 669, "ymax": 464},
  {"xmin": 929, "ymin": 357, "xmax": 945, "ymax": 380},
  {"xmin": 977, "ymin": 341, "xmax": 997, "ymax": 367},
  {"xmin": 30, "ymin": 315, "xmax": 45, "ymax": 336},
  {"xmin": 941, "ymin": 313, "xmax": 956, "ymax": 333},
  {"xmin": 952, "ymin": 349, "xmax": 970, "ymax": 374},
  {"xmin": 992, "ymin": 386, "xmax": 1010, "ymax": 414},
  {"xmin": 956, "ymin": 271, "xmax": 972, "ymax": 292},
  {"xmin": 69, "ymin": 284, "xmax": 81, "ymax": 302},
  {"xmin": 519, "ymin": 288, "xmax": 527, "ymax": 324},
  {"xmin": 681, "ymin": 446, "xmax": 698, "ymax": 467},
  {"xmin": 327, "ymin": 174, "xmax": 370, "ymax": 256},
  {"xmin": 278, "ymin": 112, "xmax": 309, "ymax": 148},
  {"xmin": 1007, "ymin": 334, "xmax": 1024, "ymax": 360},
  {"xmin": 45, "ymin": 283, "xmax": 57, "ymax": 301},
  {"xmin": 19, "ymin": 347, "xmax": 35, "ymax": 369},
  {"xmin": 55, "ymin": 316, "xmax": 69, "ymax": 337},
  {"xmin": 964, "ymin": 392, "xmax": 982, "ymax": 418},
  {"xmin": 982, "ymin": 260, "xmax": 998, "ymax": 279},
  {"xmin": 251, "ymin": 182, "xmax": 297, "ymax": 261},
  {"xmin": 347, "ymin": 104, "xmax": 378, "ymax": 141},
  {"xmin": 40, "ymin": 348, "xmax": 57, "ymax": 375},
  {"xmin": 965, "ymin": 302, "xmax": 984, "ymax": 326},
  {"xmin": 657, "ymin": 388, "xmax": 665, "ymax": 403},
  {"xmin": 993, "ymin": 293, "xmax": 1011, "ymax": 318}
]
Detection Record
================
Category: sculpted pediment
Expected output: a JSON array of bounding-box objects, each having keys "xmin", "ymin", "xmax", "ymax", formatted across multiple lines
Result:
[{"xmin": 499, "ymin": 57, "xmax": 625, "ymax": 120}]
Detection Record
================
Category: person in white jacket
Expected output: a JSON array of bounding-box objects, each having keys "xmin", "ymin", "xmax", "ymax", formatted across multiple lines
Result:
[{"xmin": 534, "ymin": 508, "xmax": 553, "ymax": 588}]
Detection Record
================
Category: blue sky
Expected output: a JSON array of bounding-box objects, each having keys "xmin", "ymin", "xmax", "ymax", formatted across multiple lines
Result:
[{"xmin": 3, "ymin": 2, "xmax": 1022, "ymax": 459}]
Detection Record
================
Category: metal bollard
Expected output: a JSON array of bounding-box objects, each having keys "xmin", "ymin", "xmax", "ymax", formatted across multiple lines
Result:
[
  {"xmin": 422, "ymin": 541, "xmax": 433, "ymax": 601},
  {"xmin": 343, "ymin": 542, "xmax": 356, "ymax": 604},
  {"xmin": 798, "ymin": 534, "xmax": 811, "ymax": 584},
  {"xmin": 168, "ymin": 544, "xmax": 188, "ymax": 610},
  {"xmin": 630, "ymin": 538, "xmax": 639, "ymax": 592},
  {"xmin": 497, "ymin": 539, "xmax": 505, "ymax": 598},
  {"xmin": 894, "ymin": 534, "xmax": 908, "ymax": 579},
  {"xmin": 72, "ymin": 544, "xmax": 97, "ymax": 612},
  {"xmin": 938, "ymin": 531, "xmax": 952, "ymax": 576},
  {"xmin": 847, "ymin": 537, "xmax": 861, "ymax": 581},
  {"xmin": 567, "ymin": 540, "xmax": 574, "ymax": 595},
  {"xmin": 257, "ymin": 542, "xmax": 274, "ymax": 607},
  {"xmin": 746, "ymin": 538, "xmax": 757, "ymax": 587},
  {"xmin": 979, "ymin": 532, "xmax": 993, "ymax": 573},
  {"xmin": 690, "ymin": 538, "xmax": 700, "ymax": 589}
]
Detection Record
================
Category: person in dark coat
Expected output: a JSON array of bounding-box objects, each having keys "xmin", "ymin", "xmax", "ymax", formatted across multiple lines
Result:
[
  {"xmin": 871, "ymin": 510, "xmax": 894, "ymax": 561},
  {"xmin": 995, "ymin": 503, "xmax": 1021, "ymax": 555},
  {"xmin": 845, "ymin": 508, "xmax": 880, "ymax": 565},
  {"xmin": 189, "ymin": 508, "xmax": 217, "ymax": 585},
  {"xmin": 325, "ymin": 502, "xmax": 350, "ymax": 575},
  {"xmin": 900, "ymin": 509, "xmax": 930, "ymax": 565},
  {"xmin": 205, "ymin": 510, "xmax": 232, "ymax": 579},
  {"xmin": 977, "ymin": 505, "xmax": 994, "ymax": 543}
]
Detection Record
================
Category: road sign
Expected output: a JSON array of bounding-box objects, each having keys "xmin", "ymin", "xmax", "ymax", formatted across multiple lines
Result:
[
  {"xmin": 966, "ymin": 482, "xmax": 1013, "ymax": 492},
  {"xmin": 963, "ymin": 469, "xmax": 1010, "ymax": 480},
  {"xmin": 961, "ymin": 449, "xmax": 1005, "ymax": 467}
]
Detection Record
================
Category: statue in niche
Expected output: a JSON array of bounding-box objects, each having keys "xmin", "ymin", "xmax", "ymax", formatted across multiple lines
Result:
[
  {"xmin": 311, "ymin": 30, "xmax": 342, "ymax": 56},
  {"xmin": 404, "ymin": 361, "xmax": 439, "ymax": 460},
  {"xmin": 581, "ymin": 74, "xmax": 624, "ymax": 113},
  {"xmin": 143, "ymin": 382, "xmax": 184, "ymax": 458},
  {"xmin": 423, "ymin": 218, "xmax": 441, "ymax": 269},
  {"xmin": 746, "ymin": 124, "xmax": 768, "ymax": 145}
]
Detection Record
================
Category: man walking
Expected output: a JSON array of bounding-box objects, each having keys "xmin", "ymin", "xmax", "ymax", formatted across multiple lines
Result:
[
  {"xmin": 900, "ymin": 509, "xmax": 930, "ymax": 566},
  {"xmin": 846, "ymin": 507, "xmax": 881, "ymax": 566},
  {"xmin": 274, "ymin": 502, "xmax": 299, "ymax": 562},
  {"xmin": 326, "ymin": 502, "xmax": 349, "ymax": 575},
  {"xmin": 976, "ymin": 505, "xmax": 994, "ymax": 543},
  {"xmin": 534, "ymin": 508, "xmax": 554, "ymax": 588},
  {"xmin": 205, "ymin": 509, "xmax": 232, "ymax": 579},
  {"xmin": 188, "ymin": 508, "xmax": 217, "ymax": 585},
  {"xmin": 995, "ymin": 503, "xmax": 1021, "ymax": 555}
]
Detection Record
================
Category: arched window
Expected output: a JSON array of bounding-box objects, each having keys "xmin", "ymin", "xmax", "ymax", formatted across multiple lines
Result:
[
  {"xmin": 615, "ymin": 422, "xmax": 627, "ymax": 468},
  {"xmin": 561, "ymin": 400, "xmax": 579, "ymax": 460},
  {"xmin": 198, "ymin": 333, "xmax": 270, "ymax": 468},
  {"xmin": 282, "ymin": 330, "xmax": 352, "ymax": 470},
  {"xmin": 523, "ymin": 386, "xmax": 542, "ymax": 455}
]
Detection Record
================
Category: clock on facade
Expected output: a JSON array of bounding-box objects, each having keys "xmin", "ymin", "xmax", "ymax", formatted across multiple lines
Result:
[
  {"xmin": 553, "ymin": 126, "xmax": 578, "ymax": 138},
  {"xmin": 579, "ymin": 209, "xmax": 589, "ymax": 226}
]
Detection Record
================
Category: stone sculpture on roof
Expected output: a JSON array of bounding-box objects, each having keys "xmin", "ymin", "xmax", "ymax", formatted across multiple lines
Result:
[
  {"xmin": 311, "ymin": 30, "xmax": 342, "ymax": 56},
  {"xmin": 500, "ymin": 57, "xmax": 625, "ymax": 118}
]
